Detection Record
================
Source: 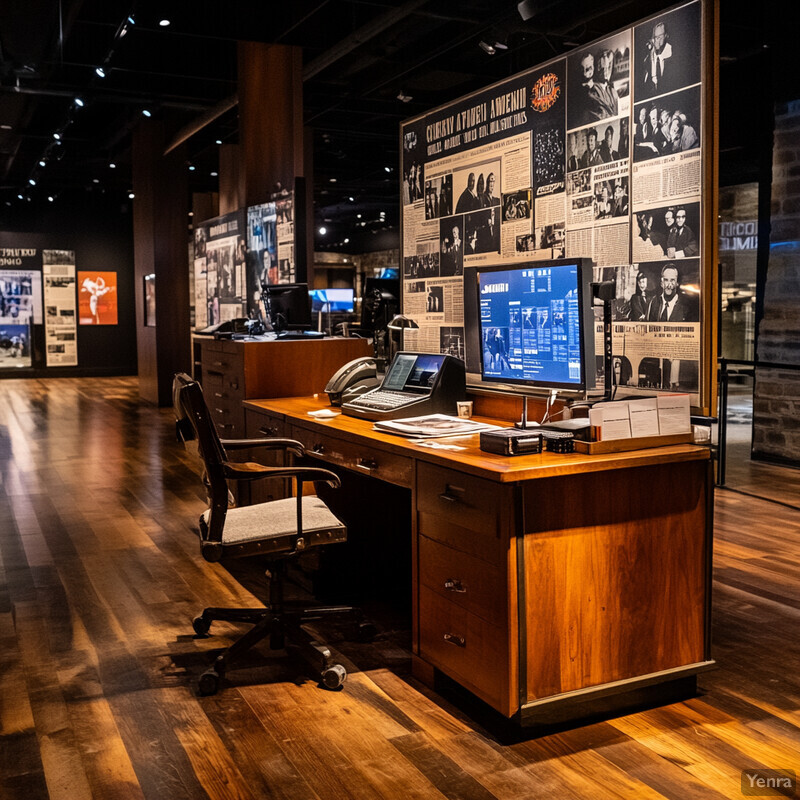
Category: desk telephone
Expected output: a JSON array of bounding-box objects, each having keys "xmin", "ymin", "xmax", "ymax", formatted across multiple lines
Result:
[
  {"xmin": 339, "ymin": 351, "xmax": 466, "ymax": 421},
  {"xmin": 325, "ymin": 357, "xmax": 380, "ymax": 406}
]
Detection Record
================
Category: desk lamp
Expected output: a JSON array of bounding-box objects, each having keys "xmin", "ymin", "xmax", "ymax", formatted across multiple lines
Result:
[{"xmin": 387, "ymin": 314, "xmax": 419, "ymax": 364}]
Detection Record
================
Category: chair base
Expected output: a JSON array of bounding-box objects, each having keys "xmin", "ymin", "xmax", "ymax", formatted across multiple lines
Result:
[{"xmin": 192, "ymin": 603, "xmax": 372, "ymax": 695}]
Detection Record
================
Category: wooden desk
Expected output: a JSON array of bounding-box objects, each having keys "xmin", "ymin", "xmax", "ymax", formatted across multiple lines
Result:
[{"xmin": 244, "ymin": 395, "xmax": 714, "ymax": 727}]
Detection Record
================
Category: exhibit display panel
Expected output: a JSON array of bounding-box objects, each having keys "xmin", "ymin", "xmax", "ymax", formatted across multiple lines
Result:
[{"xmin": 400, "ymin": 0, "xmax": 716, "ymax": 413}]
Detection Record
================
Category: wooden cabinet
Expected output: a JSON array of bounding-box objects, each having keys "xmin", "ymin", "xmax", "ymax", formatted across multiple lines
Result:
[{"xmin": 197, "ymin": 336, "xmax": 370, "ymax": 437}]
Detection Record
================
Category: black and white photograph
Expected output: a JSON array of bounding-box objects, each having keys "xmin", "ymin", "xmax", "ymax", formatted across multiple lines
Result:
[
  {"xmin": 403, "ymin": 253, "xmax": 440, "ymax": 280},
  {"xmin": 593, "ymin": 177, "xmax": 629, "ymax": 220},
  {"xmin": 424, "ymin": 174, "xmax": 453, "ymax": 220},
  {"xmin": 439, "ymin": 218, "xmax": 464, "ymax": 276},
  {"xmin": 621, "ymin": 259, "xmax": 700, "ymax": 323},
  {"xmin": 440, "ymin": 326, "xmax": 465, "ymax": 361},
  {"xmin": 406, "ymin": 280, "xmax": 426, "ymax": 294},
  {"xmin": 501, "ymin": 189, "xmax": 532, "ymax": 222},
  {"xmin": 567, "ymin": 31, "xmax": 631, "ymax": 130},
  {"xmin": 633, "ymin": 85, "xmax": 701, "ymax": 161},
  {"xmin": 634, "ymin": 1, "xmax": 701, "ymax": 101},
  {"xmin": 633, "ymin": 201, "xmax": 700, "ymax": 263},
  {"xmin": 464, "ymin": 207, "xmax": 501, "ymax": 255},
  {"xmin": 567, "ymin": 121, "xmax": 626, "ymax": 172},
  {"xmin": 533, "ymin": 127, "xmax": 565, "ymax": 190},
  {"xmin": 533, "ymin": 223, "xmax": 566, "ymax": 258},
  {"xmin": 403, "ymin": 161, "xmax": 424, "ymax": 205},
  {"xmin": 425, "ymin": 284, "xmax": 444, "ymax": 313},
  {"xmin": 453, "ymin": 163, "xmax": 501, "ymax": 213}
]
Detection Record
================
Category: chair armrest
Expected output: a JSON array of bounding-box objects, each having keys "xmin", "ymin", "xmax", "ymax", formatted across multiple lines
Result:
[
  {"xmin": 221, "ymin": 437, "xmax": 304, "ymax": 458},
  {"xmin": 223, "ymin": 462, "xmax": 341, "ymax": 489}
]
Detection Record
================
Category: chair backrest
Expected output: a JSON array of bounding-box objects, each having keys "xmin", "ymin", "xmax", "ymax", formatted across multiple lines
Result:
[{"xmin": 173, "ymin": 372, "xmax": 230, "ymax": 543}]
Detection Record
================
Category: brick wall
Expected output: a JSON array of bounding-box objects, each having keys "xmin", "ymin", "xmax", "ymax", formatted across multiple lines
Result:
[{"xmin": 752, "ymin": 100, "xmax": 800, "ymax": 464}]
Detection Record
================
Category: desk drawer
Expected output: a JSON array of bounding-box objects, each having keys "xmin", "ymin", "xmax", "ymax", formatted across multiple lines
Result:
[
  {"xmin": 419, "ymin": 536, "xmax": 506, "ymax": 628},
  {"xmin": 246, "ymin": 409, "xmax": 289, "ymax": 440},
  {"xmin": 418, "ymin": 585, "xmax": 508, "ymax": 711},
  {"xmin": 417, "ymin": 463, "xmax": 509, "ymax": 565},
  {"xmin": 292, "ymin": 425, "xmax": 413, "ymax": 488}
]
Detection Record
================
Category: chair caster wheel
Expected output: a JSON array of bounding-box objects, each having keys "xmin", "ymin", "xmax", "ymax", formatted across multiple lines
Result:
[
  {"xmin": 321, "ymin": 664, "xmax": 347, "ymax": 690},
  {"xmin": 198, "ymin": 669, "xmax": 221, "ymax": 696},
  {"xmin": 356, "ymin": 621, "xmax": 378, "ymax": 642},
  {"xmin": 193, "ymin": 615, "xmax": 211, "ymax": 636}
]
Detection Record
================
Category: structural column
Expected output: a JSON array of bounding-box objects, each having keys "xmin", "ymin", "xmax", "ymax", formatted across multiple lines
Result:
[{"xmin": 132, "ymin": 119, "xmax": 190, "ymax": 405}]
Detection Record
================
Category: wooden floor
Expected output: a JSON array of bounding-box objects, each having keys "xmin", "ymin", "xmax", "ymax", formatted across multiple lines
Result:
[{"xmin": 1, "ymin": 377, "xmax": 798, "ymax": 800}]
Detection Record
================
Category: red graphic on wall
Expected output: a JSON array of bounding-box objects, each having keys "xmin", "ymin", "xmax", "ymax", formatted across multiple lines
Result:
[
  {"xmin": 531, "ymin": 73, "xmax": 561, "ymax": 113},
  {"xmin": 78, "ymin": 271, "xmax": 118, "ymax": 325}
]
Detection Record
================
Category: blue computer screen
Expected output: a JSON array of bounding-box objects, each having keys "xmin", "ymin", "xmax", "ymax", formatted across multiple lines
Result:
[
  {"xmin": 477, "ymin": 262, "xmax": 587, "ymax": 390},
  {"xmin": 309, "ymin": 289, "xmax": 355, "ymax": 313}
]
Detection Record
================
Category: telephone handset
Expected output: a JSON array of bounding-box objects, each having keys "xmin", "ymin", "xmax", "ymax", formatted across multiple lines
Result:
[{"xmin": 325, "ymin": 357, "xmax": 380, "ymax": 406}]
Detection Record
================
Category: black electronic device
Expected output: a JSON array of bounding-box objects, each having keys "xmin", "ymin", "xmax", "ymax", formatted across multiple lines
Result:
[
  {"xmin": 479, "ymin": 428, "xmax": 543, "ymax": 456},
  {"xmin": 324, "ymin": 357, "xmax": 380, "ymax": 406},
  {"xmin": 196, "ymin": 318, "xmax": 250, "ymax": 336},
  {"xmin": 342, "ymin": 351, "xmax": 466, "ymax": 421},
  {"xmin": 262, "ymin": 283, "xmax": 316, "ymax": 333},
  {"xmin": 540, "ymin": 429, "xmax": 575, "ymax": 453},
  {"xmin": 465, "ymin": 258, "xmax": 595, "ymax": 397},
  {"xmin": 275, "ymin": 330, "xmax": 325, "ymax": 340}
]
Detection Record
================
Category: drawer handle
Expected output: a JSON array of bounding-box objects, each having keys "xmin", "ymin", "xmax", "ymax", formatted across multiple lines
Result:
[
  {"xmin": 207, "ymin": 370, "xmax": 223, "ymax": 378},
  {"xmin": 443, "ymin": 632, "xmax": 465, "ymax": 648},
  {"xmin": 438, "ymin": 486, "xmax": 464, "ymax": 503},
  {"xmin": 356, "ymin": 457, "xmax": 377, "ymax": 472},
  {"xmin": 229, "ymin": 381, "xmax": 239, "ymax": 390},
  {"xmin": 215, "ymin": 408, "xmax": 227, "ymax": 415},
  {"xmin": 213, "ymin": 392, "xmax": 224, "ymax": 398},
  {"xmin": 312, "ymin": 443, "xmax": 326, "ymax": 454},
  {"xmin": 219, "ymin": 423, "xmax": 235, "ymax": 430},
  {"xmin": 444, "ymin": 579, "xmax": 467, "ymax": 593},
  {"xmin": 212, "ymin": 360, "xmax": 225, "ymax": 367},
  {"xmin": 258, "ymin": 425, "xmax": 278, "ymax": 436}
]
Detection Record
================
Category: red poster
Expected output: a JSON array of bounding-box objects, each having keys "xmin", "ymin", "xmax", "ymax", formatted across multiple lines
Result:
[{"xmin": 78, "ymin": 271, "xmax": 118, "ymax": 325}]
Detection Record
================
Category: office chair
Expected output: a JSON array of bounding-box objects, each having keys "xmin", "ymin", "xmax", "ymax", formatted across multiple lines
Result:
[{"xmin": 173, "ymin": 372, "xmax": 369, "ymax": 695}]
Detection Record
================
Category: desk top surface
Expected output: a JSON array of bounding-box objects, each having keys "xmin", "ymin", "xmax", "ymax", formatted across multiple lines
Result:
[{"xmin": 244, "ymin": 395, "xmax": 710, "ymax": 483}]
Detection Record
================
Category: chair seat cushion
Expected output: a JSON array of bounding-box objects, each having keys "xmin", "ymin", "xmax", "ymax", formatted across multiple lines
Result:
[{"xmin": 204, "ymin": 496, "xmax": 345, "ymax": 546}]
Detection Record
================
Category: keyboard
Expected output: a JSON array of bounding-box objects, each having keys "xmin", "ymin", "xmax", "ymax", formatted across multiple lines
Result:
[
  {"xmin": 347, "ymin": 390, "xmax": 417, "ymax": 410},
  {"xmin": 276, "ymin": 330, "xmax": 325, "ymax": 340}
]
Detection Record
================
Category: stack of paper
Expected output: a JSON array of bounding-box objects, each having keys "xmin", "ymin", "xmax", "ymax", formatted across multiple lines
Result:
[
  {"xmin": 588, "ymin": 395, "xmax": 691, "ymax": 442},
  {"xmin": 373, "ymin": 414, "xmax": 499, "ymax": 439}
]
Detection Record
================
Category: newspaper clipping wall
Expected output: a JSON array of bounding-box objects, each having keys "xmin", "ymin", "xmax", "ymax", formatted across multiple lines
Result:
[
  {"xmin": 43, "ymin": 250, "xmax": 78, "ymax": 366},
  {"xmin": 400, "ymin": 0, "xmax": 705, "ymax": 404}
]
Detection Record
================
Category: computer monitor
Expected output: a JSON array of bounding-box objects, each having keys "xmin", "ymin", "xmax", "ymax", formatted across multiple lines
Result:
[
  {"xmin": 262, "ymin": 283, "xmax": 313, "ymax": 332},
  {"xmin": 309, "ymin": 288, "xmax": 355, "ymax": 313},
  {"xmin": 475, "ymin": 260, "xmax": 594, "ymax": 394},
  {"xmin": 360, "ymin": 277, "xmax": 399, "ymax": 331}
]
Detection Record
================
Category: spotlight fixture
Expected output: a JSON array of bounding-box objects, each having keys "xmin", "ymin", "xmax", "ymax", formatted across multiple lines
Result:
[
  {"xmin": 128, "ymin": 192, "xmax": 135, "ymax": 199},
  {"xmin": 188, "ymin": 165, "xmax": 195, "ymax": 171},
  {"xmin": 95, "ymin": 66, "xmax": 106, "ymax": 78},
  {"xmin": 384, "ymin": 166, "xmax": 392, "ymax": 173},
  {"xmin": 318, "ymin": 226, "xmax": 327, "ymax": 235},
  {"xmin": 74, "ymin": 97, "xmax": 85, "ymax": 108},
  {"xmin": 109, "ymin": 162, "xmax": 116, "ymax": 169},
  {"xmin": 28, "ymin": 179, "xmax": 36, "ymax": 186},
  {"xmin": 348, "ymin": 196, "xmax": 354, "ymax": 202},
  {"xmin": 159, "ymin": 19, "xmax": 171, "ymax": 26},
  {"xmin": 17, "ymin": 194, "xmax": 24, "ymax": 200},
  {"xmin": 396, "ymin": 91, "xmax": 413, "ymax": 103},
  {"xmin": 215, "ymin": 139, "xmax": 222, "ymax": 145},
  {"xmin": 517, "ymin": 0, "xmax": 538, "ymax": 21},
  {"xmin": 479, "ymin": 40, "xmax": 496, "ymax": 55},
  {"xmin": 142, "ymin": 109, "xmax": 152, "ymax": 117},
  {"xmin": 210, "ymin": 171, "xmax": 218, "ymax": 177},
  {"xmin": 47, "ymin": 196, "xmax": 54, "ymax": 202},
  {"xmin": 494, "ymin": 39, "xmax": 509, "ymax": 51},
  {"xmin": 39, "ymin": 160, "xmax": 46, "ymax": 167},
  {"xmin": 127, "ymin": 15, "xmax": 135, "ymax": 25},
  {"xmin": 53, "ymin": 132, "xmax": 61, "ymax": 140},
  {"xmin": 344, "ymin": 238, "xmax": 350, "ymax": 244}
]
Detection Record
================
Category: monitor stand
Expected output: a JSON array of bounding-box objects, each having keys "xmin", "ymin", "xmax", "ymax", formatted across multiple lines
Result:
[{"xmin": 515, "ymin": 396, "xmax": 535, "ymax": 430}]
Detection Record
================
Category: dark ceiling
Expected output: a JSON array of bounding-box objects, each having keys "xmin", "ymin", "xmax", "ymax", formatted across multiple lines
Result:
[{"xmin": 0, "ymin": 0, "xmax": 795, "ymax": 253}]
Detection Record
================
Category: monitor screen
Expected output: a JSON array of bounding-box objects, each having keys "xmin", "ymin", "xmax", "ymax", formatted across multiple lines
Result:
[
  {"xmin": 262, "ymin": 283, "xmax": 312, "ymax": 331},
  {"xmin": 476, "ymin": 261, "xmax": 593, "ymax": 392},
  {"xmin": 309, "ymin": 288, "xmax": 355, "ymax": 313},
  {"xmin": 378, "ymin": 267, "xmax": 399, "ymax": 279},
  {"xmin": 382, "ymin": 352, "xmax": 445, "ymax": 394}
]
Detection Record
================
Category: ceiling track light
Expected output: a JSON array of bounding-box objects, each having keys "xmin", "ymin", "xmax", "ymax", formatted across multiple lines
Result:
[
  {"xmin": 478, "ymin": 40, "xmax": 496, "ymax": 55},
  {"xmin": 74, "ymin": 97, "xmax": 85, "ymax": 108},
  {"xmin": 95, "ymin": 66, "xmax": 106, "ymax": 78}
]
